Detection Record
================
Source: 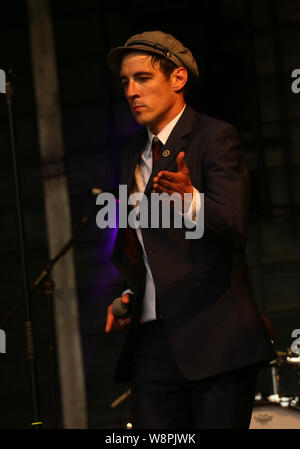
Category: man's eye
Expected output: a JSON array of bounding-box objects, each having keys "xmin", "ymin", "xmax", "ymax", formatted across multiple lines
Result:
[{"xmin": 138, "ymin": 76, "xmax": 150, "ymax": 82}]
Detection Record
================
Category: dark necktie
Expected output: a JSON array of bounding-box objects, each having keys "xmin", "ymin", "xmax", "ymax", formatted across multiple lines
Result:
[{"xmin": 151, "ymin": 137, "xmax": 161, "ymax": 168}]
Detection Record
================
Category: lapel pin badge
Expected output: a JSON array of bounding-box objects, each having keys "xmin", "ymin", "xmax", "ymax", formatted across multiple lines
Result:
[{"xmin": 163, "ymin": 149, "xmax": 171, "ymax": 157}]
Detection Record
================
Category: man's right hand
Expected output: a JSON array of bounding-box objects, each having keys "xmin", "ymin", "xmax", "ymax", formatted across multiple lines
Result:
[{"xmin": 105, "ymin": 293, "xmax": 132, "ymax": 333}]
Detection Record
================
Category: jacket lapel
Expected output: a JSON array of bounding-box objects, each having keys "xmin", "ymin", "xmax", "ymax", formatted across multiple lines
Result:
[
  {"xmin": 121, "ymin": 128, "xmax": 148, "ymax": 191},
  {"xmin": 144, "ymin": 105, "xmax": 196, "ymax": 196},
  {"xmin": 112, "ymin": 127, "xmax": 148, "ymax": 293}
]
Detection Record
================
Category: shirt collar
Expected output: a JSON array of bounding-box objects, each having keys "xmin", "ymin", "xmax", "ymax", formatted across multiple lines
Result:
[{"xmin": 146, "ymin": 104, "xmax": 186, "ymax": 157}]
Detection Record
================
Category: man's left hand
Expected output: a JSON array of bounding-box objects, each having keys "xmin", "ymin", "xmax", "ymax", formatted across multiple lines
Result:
[{"xmin": 152, "ymin": 151, "xmax": 193, "ymax": 198}]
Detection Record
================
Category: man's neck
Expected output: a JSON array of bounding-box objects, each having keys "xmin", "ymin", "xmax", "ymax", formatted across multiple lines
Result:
[
  {"xmin": 147, "ymin": 104, "xmax": 186, "ymax": 146},
  {"xmin": 148, "ymin": 102, "xmax": 186, "ymax": 137}
]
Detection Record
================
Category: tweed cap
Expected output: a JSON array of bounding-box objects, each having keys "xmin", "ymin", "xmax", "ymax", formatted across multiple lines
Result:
[{"xmin": 107, "ymin": 30, "xmax": 199, "ymax": 81}]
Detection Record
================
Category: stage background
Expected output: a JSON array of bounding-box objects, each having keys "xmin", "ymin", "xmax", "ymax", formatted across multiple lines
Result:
[{"xmin": 0, "ymin": 0, "xmax": 299, "ymax": 428}]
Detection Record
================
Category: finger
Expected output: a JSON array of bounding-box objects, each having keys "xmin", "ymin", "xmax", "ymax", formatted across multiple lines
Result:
[
  {"xmin": 176, "ymin": 152, "xmax": 189, "ymax": 173},
  {"xmin": 155, "ymin": 171, "xmax": 178, "ymax": 182},
  {"xmin": 113, "ymin": 316, "xmax": 131, "ymax": 329},
  {"xmin": 121, "ymin": 293, "xmax": 131, "ymax": 304},
  {"xmin": 118, "ymin": 317, "xmax": 131, "ymax": 327},
  {"xmin": 152, "ymin": 183, "xmax": 174, "ymax": 196},
  {"xmin": 105, "ymin": 305, "xmax": 115, "ymax": 333},
  {"xmin": 154, "ymin": 177, "xmax": 177, "ymax": 191}
]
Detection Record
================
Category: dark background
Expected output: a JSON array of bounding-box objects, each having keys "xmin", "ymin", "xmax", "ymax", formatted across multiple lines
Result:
[{"xmin": 0, "ymin": 0, "xmax": 299, "ymax": 428}]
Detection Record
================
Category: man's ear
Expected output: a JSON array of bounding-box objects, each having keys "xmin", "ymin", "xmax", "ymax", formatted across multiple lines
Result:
[{"xmin": 171, "ymin": 67, "xmax": 188, "ymax": 92}]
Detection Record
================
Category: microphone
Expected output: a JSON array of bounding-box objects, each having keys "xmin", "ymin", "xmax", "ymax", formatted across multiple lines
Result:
[{"xmin": 111, "ymin": 297, "xmax": 131, "ymax": 317}]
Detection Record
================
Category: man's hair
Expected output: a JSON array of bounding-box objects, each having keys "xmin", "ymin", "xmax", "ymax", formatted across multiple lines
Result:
[{"xmin": 148, "ymin": 53, "xmax": 178, "ymax": 78}]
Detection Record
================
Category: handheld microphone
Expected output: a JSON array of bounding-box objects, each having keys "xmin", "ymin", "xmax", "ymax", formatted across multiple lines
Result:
[{"xmin": 111, "ymin": 297, "xmax": 131, "ymax": 317}]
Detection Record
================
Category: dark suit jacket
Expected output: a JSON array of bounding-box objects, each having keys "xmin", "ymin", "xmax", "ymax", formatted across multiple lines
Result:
[{"xmin": 111, "ymin": 104, "xmax": 276, "ymax": 382}]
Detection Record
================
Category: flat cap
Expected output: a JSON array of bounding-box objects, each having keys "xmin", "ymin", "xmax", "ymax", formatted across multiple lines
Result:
[{"xmin": 107, "ymin": 30, "xmax": 199, "ymax": 81}]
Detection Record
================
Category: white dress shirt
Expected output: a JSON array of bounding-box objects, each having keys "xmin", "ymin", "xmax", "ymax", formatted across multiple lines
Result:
[{"xmin": 122, "ymin": 105, "xmax": 201, "ymax": 323}]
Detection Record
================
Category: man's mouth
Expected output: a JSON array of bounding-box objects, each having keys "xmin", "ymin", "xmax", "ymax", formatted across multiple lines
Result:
[{"xmin": 132, "ymin": 105, "xmax": 145, "ymax": 112}]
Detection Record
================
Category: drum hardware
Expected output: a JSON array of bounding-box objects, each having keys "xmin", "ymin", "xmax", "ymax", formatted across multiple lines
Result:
[
  {"xmin": 280, "ymin": 396, "xmax": 291, "ymax": 407},
  {"xmin": 250, "ymin": 402, "xmax": 300, "ymax": 429},
  {"xmin": 287, "ymin": 355, "xmax": 300, "ymax": 366},
  {"xmin": 252, "ymin": 348, "xmax": 300, "ymax": 428},
  {"xmin": 270, "ymin": 365, "xmax": 280, "ymax": 397},
  {"xmin": 264, "ymin": 394, "xmax": 299, "ymax": 406},
  {"xmin": 267, "ymin": 394, "xmax": 280, "ymax": 403},
  {"xmin": 259, "ymin": 349, "xmax": 300, "ymax": 403},
  {"xmin": 265, "ymin": 352, "xmax": 286, "ymax": 402}
]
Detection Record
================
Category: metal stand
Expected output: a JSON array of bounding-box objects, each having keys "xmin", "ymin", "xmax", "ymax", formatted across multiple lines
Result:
[
  {"xmin": 6, "ymin": 74, "xmax": 42, "ymax": 428},
  {"xmin": 43, "ymin": 278, "xmax": 58, "ymax": 428},
  {"xmin": 2, "ymin": 72, "xmax": 103, "ymax": 427},
  {"xmin": 0, "ymin": 204, "xmax": 99, "ymax": 330},
  {"xmin": 271, "ymin": 365, "xmax": 279, "ymax": 396},
  {"xmin": 0, "ymin": 196, "xmax": 101, "ymax": 427}
]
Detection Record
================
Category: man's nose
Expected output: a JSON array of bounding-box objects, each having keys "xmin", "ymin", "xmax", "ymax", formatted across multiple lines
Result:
[{"xmin": 126, "ymin": 79, "xmax": 139, "ymax": 99}]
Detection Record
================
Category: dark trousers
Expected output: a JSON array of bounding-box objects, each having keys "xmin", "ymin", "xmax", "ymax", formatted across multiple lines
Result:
[{"xmin": 131, "ymin": 320, "xmax": 258, "ymax": 429}]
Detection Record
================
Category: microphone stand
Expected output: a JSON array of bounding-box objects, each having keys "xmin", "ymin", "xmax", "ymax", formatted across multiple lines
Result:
[
  {"xmin": 5, "ymin": 73, "xmax": 42, "ymax": 428},
  {"xmin": 0, "ymin": 200, "xmax": 101, "ymax": 427},
  {"xmin": 0, "ymin": 203, "xmax": 101, "ymax": 427},
  {"xmin": 43, "ymin": 277, "xmax": 58, "ymax": 428},
  {"xmin": 2, "ymin": 71, "xmax": 106, "ymax": 428},
  {"xmin": 0, "ymin": 204, "xmax": 100, "ymax": 331}
]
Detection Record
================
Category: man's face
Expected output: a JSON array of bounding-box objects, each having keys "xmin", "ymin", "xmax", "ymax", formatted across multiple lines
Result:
[{"xmin": 120, "ymin": 52, "xmax": 182, "ymax": 134}]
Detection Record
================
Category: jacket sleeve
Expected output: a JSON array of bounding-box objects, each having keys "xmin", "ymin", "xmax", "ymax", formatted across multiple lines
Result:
[{"xmin": 202, "ymin": 123, "xmax": 250, "ymax": 245}]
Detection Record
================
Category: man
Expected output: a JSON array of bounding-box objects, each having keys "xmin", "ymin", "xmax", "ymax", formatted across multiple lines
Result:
[{"xmin": 105, "ymin": 31, "xmax": 276, "ymax": 428}]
